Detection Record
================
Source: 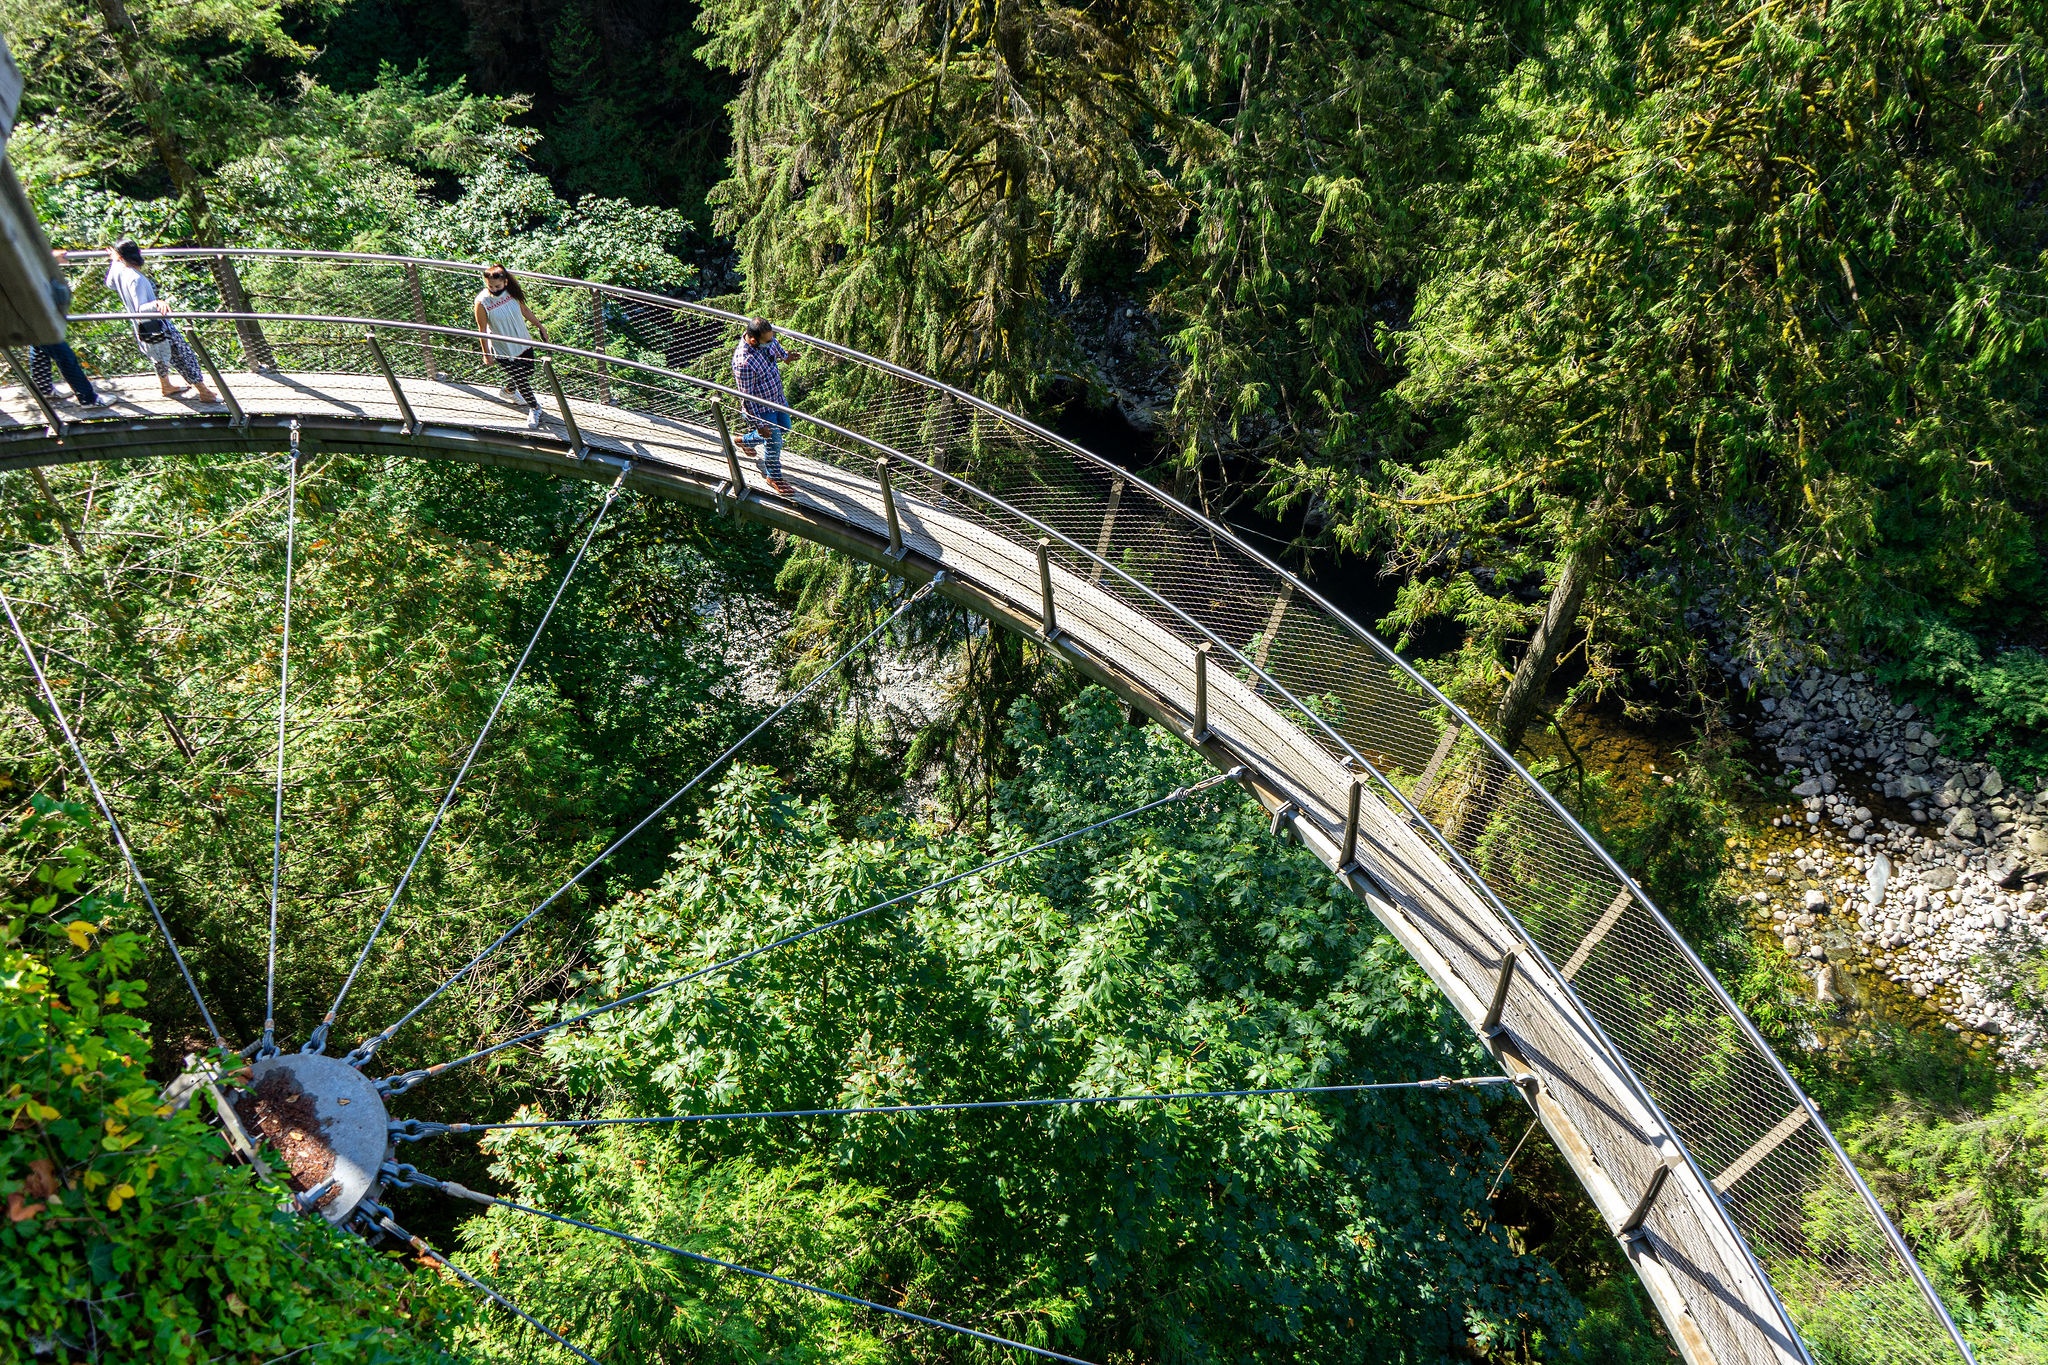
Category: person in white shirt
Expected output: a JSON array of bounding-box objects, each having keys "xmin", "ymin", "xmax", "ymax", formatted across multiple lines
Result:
[
  {"xmin": 473, "ymin": 264, "xmax": 549, "ymax": 430},
  {"xmin": 104, "ymin": 241, "xmax": 218, "ymax": 403}
]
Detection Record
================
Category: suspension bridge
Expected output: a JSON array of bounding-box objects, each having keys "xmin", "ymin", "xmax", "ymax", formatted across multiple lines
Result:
[{"xmin": 0, "ymin": 249, "xmax": 1973, "ymax": 1365}]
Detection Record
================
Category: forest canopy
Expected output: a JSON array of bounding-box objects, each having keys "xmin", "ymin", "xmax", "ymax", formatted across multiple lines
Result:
[{"xmin": 1, "ymin": 0, "xmax": 2046, "ymax": 1362}]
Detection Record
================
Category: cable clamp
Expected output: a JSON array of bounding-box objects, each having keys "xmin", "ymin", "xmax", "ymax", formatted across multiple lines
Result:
[
  {"xmin": 388, "ymin": 1118, "xmax": 451, "ymax": 1143},
  {"xmin": 341, "ymin": 1032, "xmax": 388, "ymax": 1069},
  {"xmin": 378, "ymin": 1067, "xmax": 430, "ymax": 1097}
]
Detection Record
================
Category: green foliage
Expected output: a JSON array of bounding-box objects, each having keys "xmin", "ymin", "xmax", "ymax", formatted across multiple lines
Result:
[
  {"xmin": 1846, "ymin": 1082, "xmax": 2048, "ymax": 1306},
  {"xmin": 1544, "ymin": 737, "xmax": 1751, "ymax": 952},
  {"xmin": 461, "ymin": 689, "xmax": 1593, "ymax": 1362},
  {"xmin": 1873, "ymin": 623, "xmax": 2048, "ymax": 786},
  {"xmin": 299, "ymin": 0, "xmax": 736, "ymax": 219},
  {"xmin": 3, "ymin": 0, "xmax": 703, "ymax": 290},
  {"xmin": 1380, "ymin": 0, "xmax": 2048, "ymax": 710},
  {"xmin": 1154, "ymin": 0, "xmax": 1483, "ymax": 479},
  {"xmin": 698, "ymin": 0, "xmax": 1188, "ymax": 409},
  {"xmin": 460, "ymin": 1133, "xmax": 969, "ymax": 1364},
  {"xmin": 1, "ymin": 0, "xmax": 525, "ymax": 249},
  {"xmin": 524, "ymin": 0, "xmax": 736, "ymax": 218},
  {"xmin": 0, "ymin": 798, "xmax": 460, "ymax": 1362},
  {"xmin": 372, "ymin": 158, "xmax": 699, "ymax": 290},
  {"xmin": 0, "ymin": 453, "xmax": 775, "ymax": 1098}
]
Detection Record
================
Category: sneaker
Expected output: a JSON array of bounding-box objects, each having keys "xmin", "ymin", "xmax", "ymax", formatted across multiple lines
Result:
[
  {"xmin": 767, "ymin": 477, "xmax": 797, "ymax": 497},
  {"xmin": 525, "ymin": 407, "xmax": 544, "ymax": 430},
  {"xmin": 499, "ymin": 384, "xmax": 516, "ymax": 399}
]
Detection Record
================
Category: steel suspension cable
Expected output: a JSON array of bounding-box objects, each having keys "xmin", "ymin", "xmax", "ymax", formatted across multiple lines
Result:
[
  {"xmin": 348, "ymin": 575, "xmax": 942, "ymax": 1069},
  {"xmin": 307, "ymin": 463, "xmax": 633, "ymax": 1055},
  {"xmin": 383, "ymin": 1170, "xmax": 1098, "ymax": 1365},
  {"xmin": 377, "ymin": 766, "xmax": 1241, "ymax": 1096},
  {"xmin": 259, "ymin": 425, "xmax": 302, "ymax": 1059},
  {"xmin": 361, "ymin": 1204, "xmax": 602, "ymax": 1365},
  {"xmin": 387, "ymin": 1075, "xmax": 1514, "ymax": 1141},
  {"xmin": 0, "ymin": 578, "xmax": 225, "ymax": 1048}
]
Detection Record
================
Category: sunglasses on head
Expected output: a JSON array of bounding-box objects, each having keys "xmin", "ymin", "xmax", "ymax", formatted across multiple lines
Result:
[{"xmin": 485, "ymin": 272, "xmax": 507, "ymax": 281}]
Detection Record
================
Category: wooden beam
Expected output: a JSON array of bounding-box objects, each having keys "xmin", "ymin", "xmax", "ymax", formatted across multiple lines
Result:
[
  {"xmin": 1712, "ymin": 1108, "xmax": 1810, "ymax": 1196},
  {"xmin": 1416, "ymin": 720, "xmax": 1462, "ymax": 799},
  {"xmin": 1562, "ymin": 888, "xmax": 1636, "ymax": 982},
  {"xmin": 1087, "ymin": 476, "xmax": 1125, "ymax": 583},
  {"xmin": 1250, "ymin": 581, "xmax": 1294, "ymax": 670}
]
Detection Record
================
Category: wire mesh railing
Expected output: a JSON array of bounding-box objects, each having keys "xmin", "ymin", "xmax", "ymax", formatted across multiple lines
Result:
[{"xmin": 9, "ymin": 248, "xmax": 1971, "ymax": 1365}]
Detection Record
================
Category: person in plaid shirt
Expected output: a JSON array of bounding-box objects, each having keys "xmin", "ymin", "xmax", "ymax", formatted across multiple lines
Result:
[{"xmin": 733, "ymin": 317, "xmax": 799, "ymax": 495}]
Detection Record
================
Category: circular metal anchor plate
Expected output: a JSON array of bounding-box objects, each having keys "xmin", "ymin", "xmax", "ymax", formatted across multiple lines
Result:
[{"xmin": 239, "ymin": 1053, "xmax": 390, "ymax": 1224}]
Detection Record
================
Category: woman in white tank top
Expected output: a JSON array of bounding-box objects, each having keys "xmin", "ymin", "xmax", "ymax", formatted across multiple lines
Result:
[{"xmin": 473, "ymin": 264, "xmax": 549, "ymax": 427}]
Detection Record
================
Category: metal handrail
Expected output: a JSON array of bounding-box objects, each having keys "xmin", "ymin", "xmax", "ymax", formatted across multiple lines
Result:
[{"xmin": 44, "ymin": 268, "xmax": 1973, "ymax": 1361}]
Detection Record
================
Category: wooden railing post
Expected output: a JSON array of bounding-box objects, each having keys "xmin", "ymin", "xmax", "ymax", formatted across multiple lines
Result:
[
  {"xmin": 1483, "ymin": 950, "xmax": 1518, "ymax": 1035},
  {"xmin": 1340, "ymin": 777, "xmax": 1363, "ymax": 870}
]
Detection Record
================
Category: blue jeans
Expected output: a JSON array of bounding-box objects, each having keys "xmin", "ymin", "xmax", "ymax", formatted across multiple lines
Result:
[
  {"xmin": 739, "ymin": 408, "xmax": 791, "ymax": 480},
  {"xmin": 30, "ymin": 344, "xmax": 99, "ymax": 404}
]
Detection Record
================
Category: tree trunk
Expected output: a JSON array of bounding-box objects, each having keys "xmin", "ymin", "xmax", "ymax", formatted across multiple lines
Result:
[
  {"xmin": 1494, "ymin": 539, "xmax": 1593, "ymax": 756},
  {"xmin": 91, "ymin": 0, "xmax": 274, "ymax": 369}
]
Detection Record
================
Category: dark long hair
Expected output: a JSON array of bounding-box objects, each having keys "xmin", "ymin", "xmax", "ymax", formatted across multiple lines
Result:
[{"xmin": 483, "ymin": 263, "xmax": 525, "ymax": 303}]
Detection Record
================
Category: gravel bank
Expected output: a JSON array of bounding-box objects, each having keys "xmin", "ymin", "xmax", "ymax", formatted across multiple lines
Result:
[{"xmin": 1724, "ymin": 659, "xmax": 2047, "ymax": 1058}]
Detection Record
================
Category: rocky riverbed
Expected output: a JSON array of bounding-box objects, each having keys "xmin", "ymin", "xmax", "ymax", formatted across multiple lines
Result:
[{"xmin": 1721, "ymin": 661, "xmax": 2048, "ymax": 1060}]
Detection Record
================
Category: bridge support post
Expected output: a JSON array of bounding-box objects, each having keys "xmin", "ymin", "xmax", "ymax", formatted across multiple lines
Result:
[
  {"xmin": 3, "ymin": 348, "xmax": 64, "ymax": 441},
  {"xmin": 876, "ymin": 457, "xmax": 904, "ymax": 558},
  {"xmin": 184, "ymin": 329, "xmax": 245, "ymax": 429},
  {"xmin": 1340, "ymin": 777, "xmax": 1362, "ymax": 870},
  {"xmin": 711, "ymin": 404, "xmax": 746, "ymax": 513},
  {"xmin": 1192, "ymin": 642, "xmax": 1211, "ymax": 742},
  {"xmin": 1618, "ymin": 1165, "xmax": 1670, "ymax": 1239},
  {"xmin": 404, "ymin": 264, "xmax": 436, "ymax": 379},
  {"xmin": 1036, "ymin": 539, "xmax": 1059, "ymax": 641},
  {"xmin": 540, "ymin": 359, "xmax": 585, "ymax": 457},
  {"xmin": 1483, "ymin": 949, "xmax": 1518, "ymax": 1035},
  {"xmin": 364, "ymin": 330, "xmax": 417, "ymax": 436}
]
